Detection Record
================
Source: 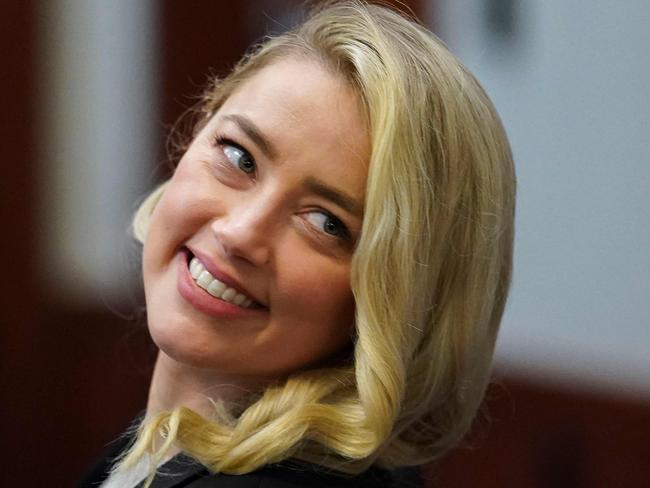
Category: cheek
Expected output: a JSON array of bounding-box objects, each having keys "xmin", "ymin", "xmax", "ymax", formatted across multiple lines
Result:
[
  {"xmin": 276, "ymin": 259, "xmax": 356, "ymax": 337},
  {"xmin": 142, "ymin": 184, "xmax": 197, "ymax": 296},
  {"xmin": 302, "ymin": 285, "xmax": 355, "ymax": 321},
  {"xmin": 144, "ymin": 181, "xmax": 215, "ymax": 259}
]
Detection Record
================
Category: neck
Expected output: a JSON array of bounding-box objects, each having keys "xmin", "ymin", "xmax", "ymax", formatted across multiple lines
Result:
[{"xmin": 146, "ymin": 351, "xmax": 267, "ymax": 420}]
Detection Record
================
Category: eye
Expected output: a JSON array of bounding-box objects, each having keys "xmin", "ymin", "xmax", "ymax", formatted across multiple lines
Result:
[
  {"xmin": 304, "ymin": 211, "xmax": 350, "ymax": 240},
  {"xmin": 219, "ymin": 138, "xmax": 256, "ymax": 174}
]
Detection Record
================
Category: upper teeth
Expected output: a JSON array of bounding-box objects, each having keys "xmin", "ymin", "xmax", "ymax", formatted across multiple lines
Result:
[{"xmin": 189, "ymin": 257, "xmax": 255, "ymax": 308}]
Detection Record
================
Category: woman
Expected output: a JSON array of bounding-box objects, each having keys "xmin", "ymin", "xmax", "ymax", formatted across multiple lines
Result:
[{"xmin": 83, "ymin": 1, "xmax": 515, "ymax": 487}]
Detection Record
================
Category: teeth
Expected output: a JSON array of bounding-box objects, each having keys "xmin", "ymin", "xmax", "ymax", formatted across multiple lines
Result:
[
  {"xmin": 197, "ymin": 270, "xmax": 213, "ymax": 288},
  {"xmin": 221, "ymin": 288, "xmax": 237, "ymax": 302},
  {"xmin": 190, "ymin": 259, "xmax": 203, "ymax": 279},
  {"xmin": 188, "ymin": 257, "xmax": 256, "ymax": 308},
  {"xmin": 207, "ymin": 280, "xmax": 226, "ymax": 297}
]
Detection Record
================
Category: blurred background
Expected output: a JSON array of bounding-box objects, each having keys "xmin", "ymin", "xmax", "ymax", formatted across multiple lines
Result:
[{"xmin": 1, "ymin": 1, "xmax": 648, "ymax": 486}]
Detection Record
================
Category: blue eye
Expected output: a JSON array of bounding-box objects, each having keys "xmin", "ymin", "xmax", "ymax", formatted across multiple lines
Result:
[
  {"xmin": 305, "ymin": 211, "xmax": 350, "ymax": 239},
  {"xmin": 221, "ymin": 141, "xmax": 256, "ymax": 174}
]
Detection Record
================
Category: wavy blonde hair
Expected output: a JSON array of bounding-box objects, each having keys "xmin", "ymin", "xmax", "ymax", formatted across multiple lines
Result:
[{"xmin": 123, "ymin": 0, "xmax": 515, "ymax": 484}]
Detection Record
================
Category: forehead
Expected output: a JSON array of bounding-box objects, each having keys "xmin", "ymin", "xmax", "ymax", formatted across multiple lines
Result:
[{"xmin": 216, "ymin": 57, "xmax": 370, "ymax": 173}]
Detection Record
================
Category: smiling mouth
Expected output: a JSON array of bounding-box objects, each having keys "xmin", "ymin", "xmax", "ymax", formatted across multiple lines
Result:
[{"xmin": 187, "ymin": 255, "xmax": 262, "ymax": 309}]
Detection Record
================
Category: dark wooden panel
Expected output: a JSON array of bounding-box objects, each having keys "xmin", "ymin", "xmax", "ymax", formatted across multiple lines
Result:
[
  {"xmin": 428, "ymin": 379, "xmax": 650, "ymax": 488},
  {"xmin": 0, "ymin": 1, "xmax": 40, "ymax": 485}
]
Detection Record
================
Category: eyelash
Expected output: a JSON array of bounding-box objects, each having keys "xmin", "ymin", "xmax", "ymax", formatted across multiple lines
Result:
[
  {"xmin": 214, "ymin": 135, "xmax": 256, "ymax": 175},
  {"xmin": 212, "ymin": 133, "xmax": 353, "ymax": 246},
  {"xmin": 305, "ymin": 211, "xmax": 352, "ymax": 245}
]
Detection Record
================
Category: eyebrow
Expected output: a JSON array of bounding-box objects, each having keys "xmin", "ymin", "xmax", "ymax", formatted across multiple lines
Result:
[
  {"xmin": 222, "ymin": 114, "xmax": 277, "ymax": 160},
  {"xmin": 304, "ymin": 177, "xmax": 364, "ymax": 218}
]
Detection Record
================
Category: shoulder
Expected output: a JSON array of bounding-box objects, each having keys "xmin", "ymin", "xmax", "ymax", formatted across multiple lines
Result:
[
  {"xmin": 157, "ymin": 458, "xmax": 421, "ymax": 488},
  {"xmin": 207, "ymin": 464, "xmax": 391, "ymax": 488}
]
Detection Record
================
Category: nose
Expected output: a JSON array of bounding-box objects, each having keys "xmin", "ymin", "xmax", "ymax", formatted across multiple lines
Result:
[{"xmin": 210, "ymin": 197, "xmax": 275, "ymax": 267}]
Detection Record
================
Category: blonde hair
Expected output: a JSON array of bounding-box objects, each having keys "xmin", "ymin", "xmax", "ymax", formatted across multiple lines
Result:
[{"xmin": 125, "ymin": 0, "xmax": 515, "ymax": 483}]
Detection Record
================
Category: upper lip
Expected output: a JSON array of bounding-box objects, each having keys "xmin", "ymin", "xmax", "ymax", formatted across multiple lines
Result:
[{"xmin": 185, "ymin": 246, "xmax": 265, "ymax": 307}]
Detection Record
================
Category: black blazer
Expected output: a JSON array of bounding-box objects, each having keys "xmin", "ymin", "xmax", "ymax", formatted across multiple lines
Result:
[{"xmin": 77, "ymin": 428, "xmax": 423, "ymax": 488}]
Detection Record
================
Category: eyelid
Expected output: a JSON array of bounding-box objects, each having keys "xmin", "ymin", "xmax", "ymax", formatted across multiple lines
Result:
[
  {"xmin": 213, "ymin": 134, "xmax": 257, "ymax": 176},
  {"xmin": 214, "ymin": 135, "xmax": 251, "ymax": 158},
  {"xmin": 303, "ymin": 209, "xmax": 352, "ymax": 243}
]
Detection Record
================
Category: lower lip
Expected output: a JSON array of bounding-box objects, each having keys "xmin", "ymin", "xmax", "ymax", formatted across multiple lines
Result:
[{"xmin": 177, "ymin": 251, "xmax": 266, "ymax": 319}]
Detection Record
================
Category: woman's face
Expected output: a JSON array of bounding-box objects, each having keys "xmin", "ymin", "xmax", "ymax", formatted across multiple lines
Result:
[{"xmin": 143, "ymin": 57, "xmax": 370, "ymax": 381}]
